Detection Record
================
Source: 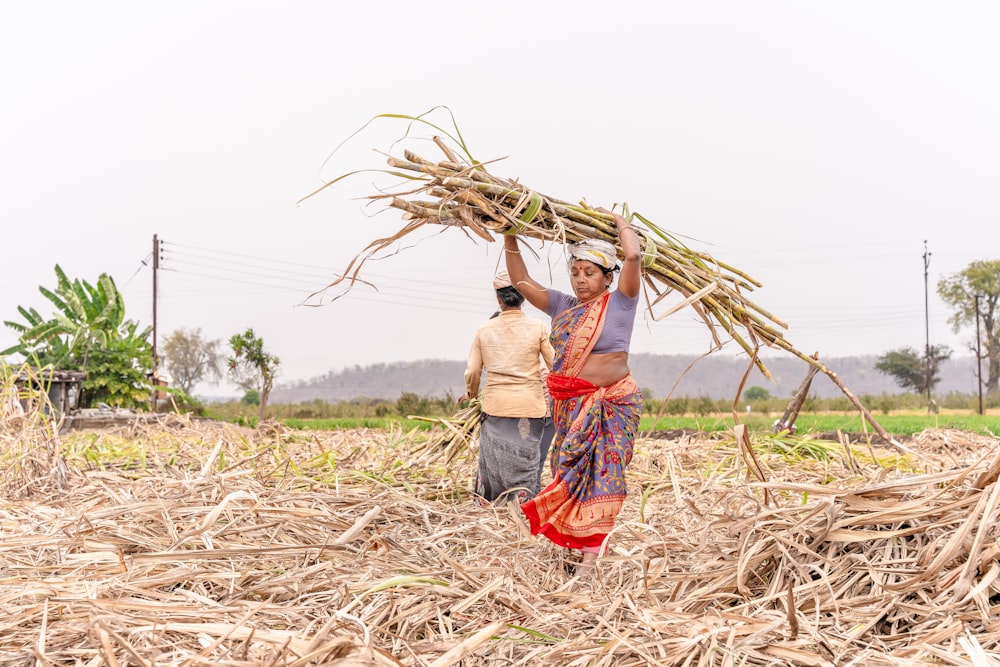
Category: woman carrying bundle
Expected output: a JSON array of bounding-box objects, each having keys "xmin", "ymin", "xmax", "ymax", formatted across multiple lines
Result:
[{"xmin": 502, "ymin": 208, "xmax": 643, "ymax": 576}]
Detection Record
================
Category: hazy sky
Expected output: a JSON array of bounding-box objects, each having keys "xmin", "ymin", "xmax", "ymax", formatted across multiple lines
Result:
[{"xmin": 2, "ymin": 2, "xmax": 998, "ymax": 396}]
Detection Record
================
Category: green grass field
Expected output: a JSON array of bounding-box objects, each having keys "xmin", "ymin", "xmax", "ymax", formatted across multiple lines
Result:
[
  {"xmin": 279, "ymin": 411, "xmax": 1000, "ymax": 438},
  {"xmin": 642, "ymin": 412, "xmax": 1000, "ymax": 436}
]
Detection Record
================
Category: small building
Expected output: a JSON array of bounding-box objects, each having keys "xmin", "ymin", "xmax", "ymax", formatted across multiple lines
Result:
[{"xmin": 6, "ymin": 366, "xmax": 86, "ymax": 418}]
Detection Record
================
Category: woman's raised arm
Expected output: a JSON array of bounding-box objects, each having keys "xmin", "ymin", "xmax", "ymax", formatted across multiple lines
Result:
[
  {"xmin": 599, "ymin": 208, "xmax": 642, "ymax": 299},
  {"xmin": 503, "ymin": 235, "xmax": 549, "ymax": 312}
]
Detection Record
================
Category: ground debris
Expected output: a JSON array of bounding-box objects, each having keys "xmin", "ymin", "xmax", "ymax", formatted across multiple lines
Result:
[{"xmin": 2, "ymin": 415, "xmax": 999, "ymax": 666}]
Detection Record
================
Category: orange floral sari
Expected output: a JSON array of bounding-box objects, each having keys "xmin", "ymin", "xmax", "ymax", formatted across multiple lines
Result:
[{"xmin": 521, "ymin": 292, "xmax": 642, "ymax": 550}]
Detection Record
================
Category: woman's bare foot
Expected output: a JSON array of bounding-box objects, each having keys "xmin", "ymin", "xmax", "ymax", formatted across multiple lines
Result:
[{"xmin": 575, "ymin": 550, "xmax": 598, "ymax": 577}]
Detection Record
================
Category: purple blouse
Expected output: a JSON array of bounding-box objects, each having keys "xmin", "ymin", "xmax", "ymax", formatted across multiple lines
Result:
[{"xmin": 544, "ymin": 288, "xmax": 639, "ymax": 354}]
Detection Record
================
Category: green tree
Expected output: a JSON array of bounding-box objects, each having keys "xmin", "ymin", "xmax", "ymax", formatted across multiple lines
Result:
[
  {"xmin": 2, "ymin": 265, "xmax": 152, "ymax": 408},
  {"xmin": 163, "ymin": 327, "xmax": 223, "ymax": 394},
  {"xmin": 745, "ymin": 386, "xmax": 771, "ymax": 401},
  {"xmin": 874, "ymin": 345, "xmax": 951, "ymax": 395},
  {"xmin": 938, "ymin": 259, "xmax": 1000, "ymax": 394},
  {"xmin": 227, "ymin": 328, "xmax": 280, "ymax": 420}
]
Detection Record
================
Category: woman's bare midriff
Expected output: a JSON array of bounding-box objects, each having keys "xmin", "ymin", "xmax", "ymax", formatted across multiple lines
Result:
[{"xmin": 578, "ymin": 351, "xmax": 630, "ymax": 388}]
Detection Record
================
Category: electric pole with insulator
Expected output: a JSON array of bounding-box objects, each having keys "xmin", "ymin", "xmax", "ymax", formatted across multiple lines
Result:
[{"xmin": 923, "ymin": 240, "xmax": 932, "ymax": 412}]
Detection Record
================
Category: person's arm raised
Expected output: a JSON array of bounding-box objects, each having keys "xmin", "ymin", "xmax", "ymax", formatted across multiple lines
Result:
[
  {"xmin": 503, "ymin": 235, "xmax": 549, "ymax": 312},
  {"xmin": 598, "ymin": 208, "xmax": 642, "ymax": 299}
]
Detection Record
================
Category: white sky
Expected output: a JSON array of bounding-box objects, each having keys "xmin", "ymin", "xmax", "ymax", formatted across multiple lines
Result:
[{"xmin": 2, "ymin": 2, "xmax": 998, "ymax": 396}]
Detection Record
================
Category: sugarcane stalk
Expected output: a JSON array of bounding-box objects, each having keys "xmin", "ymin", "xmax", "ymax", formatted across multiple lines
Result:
[
  {"xmin": 427, "ymin": 188, "xmax": 510, "ymax": 227},
  {"xmin": 761, "ymin": 339, "xmax": 906, "ymax": 450}
]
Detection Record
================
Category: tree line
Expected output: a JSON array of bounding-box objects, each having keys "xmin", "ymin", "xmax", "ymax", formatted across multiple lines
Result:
[{"xmin": 3, "ymin": 260, "xmax": 1000, "ymax": 419}]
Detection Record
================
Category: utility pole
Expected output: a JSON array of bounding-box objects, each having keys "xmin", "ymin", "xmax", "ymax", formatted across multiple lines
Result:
[
  {"xmin": 975, "ymin": 293, "xmax": 984, "ymax": 416},
  {"xmin": 923, "ymin": 240, "xmax": 932, "ymax": 412},
  {"xmin": 152, "ymin": 234, "xmax": 160, "ymax": 405}
]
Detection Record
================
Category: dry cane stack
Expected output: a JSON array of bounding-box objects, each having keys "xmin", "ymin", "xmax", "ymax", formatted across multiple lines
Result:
[{"xmin": 310, "ymin": 131, "xmax": 899, "ymax": 454}]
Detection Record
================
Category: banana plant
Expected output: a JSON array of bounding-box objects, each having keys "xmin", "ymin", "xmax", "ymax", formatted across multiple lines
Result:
[
  {"xmin": 3, "ymin": 265, "xmax": 125, "ymax": 369},
  {"xmin": 2, "ymin": 265, "xmax": 152, "ymax": 408}
]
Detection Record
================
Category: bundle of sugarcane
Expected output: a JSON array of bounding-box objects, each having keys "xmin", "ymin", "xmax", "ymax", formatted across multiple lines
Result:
[
  {"xmin": 318, "ymin": 136, "xmax": 786, "ymax": 376},
  {"xmin": 305, "ymin": 115, "xmax": 898, "ymax": 446},
  {"xmin": 408, "ymin": 400, "xmax": 483, "ymax": 466}
]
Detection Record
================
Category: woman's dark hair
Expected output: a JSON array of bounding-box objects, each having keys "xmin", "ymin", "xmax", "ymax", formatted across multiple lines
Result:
[{"xmin": 496, "ymin": 285, "xmax": 525, "ymax": 308}]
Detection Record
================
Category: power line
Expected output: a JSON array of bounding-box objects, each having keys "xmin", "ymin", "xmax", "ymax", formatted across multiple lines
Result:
[
  {"xmin": 162, "ymin": 268, "xmax": 492, "ymax": 315},
  {"xmin": 159, "ymin": 240, "xmax": 491, "ymax": 299},
  {"xmin": 139, "ymin": 237, "xmax": 967, "ymax": 357},
  {"xmin": 121, "ymin": 252, "xmax": 153, "ymax": 288}
]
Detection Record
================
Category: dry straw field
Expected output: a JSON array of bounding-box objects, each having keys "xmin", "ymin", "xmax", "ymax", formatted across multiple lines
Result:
[{"xmin": 3, "ymin": 385, "xmax": 1000, "ymax": 667}]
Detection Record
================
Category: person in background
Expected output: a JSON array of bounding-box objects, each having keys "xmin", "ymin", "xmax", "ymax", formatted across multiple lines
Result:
[
  {"xmin": 503, "ymin": 207, "xmax": 643, "ymax": 576},
  {"xmin": 463, "ymin": 271, "xmax": 555, "ymax": 504}
]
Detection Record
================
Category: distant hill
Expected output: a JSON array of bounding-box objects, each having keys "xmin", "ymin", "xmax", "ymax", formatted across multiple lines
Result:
[
  {"xmin": 272, "ymin": 359, "xmax": 468, "ymax": 403},
  {"xmin": 270, "ymin": 354, "xmax": 983, "ymax": 403}
]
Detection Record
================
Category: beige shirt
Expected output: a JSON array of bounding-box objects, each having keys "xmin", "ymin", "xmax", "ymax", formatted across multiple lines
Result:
[{"xmin": 464, "ymin": 309, "xmax": 554, "ymax": 418}]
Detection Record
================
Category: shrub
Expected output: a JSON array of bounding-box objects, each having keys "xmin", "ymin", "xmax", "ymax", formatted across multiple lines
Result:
[
  {"xmin": 692, "ymin": 396, "xmax": 715, "ymax": 416},
  {"xmin": 665, "ymin": 397, "xmax": 689, "ymax": 416},
  {"xmin": 396, "ymin": 392, "xmax": 427, "ymax": 416}
]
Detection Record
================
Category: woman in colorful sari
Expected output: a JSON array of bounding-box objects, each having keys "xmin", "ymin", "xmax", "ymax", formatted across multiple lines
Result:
[{"xmin": 503, "ymin": 207, "xmax": 643, "ymax": 575}]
